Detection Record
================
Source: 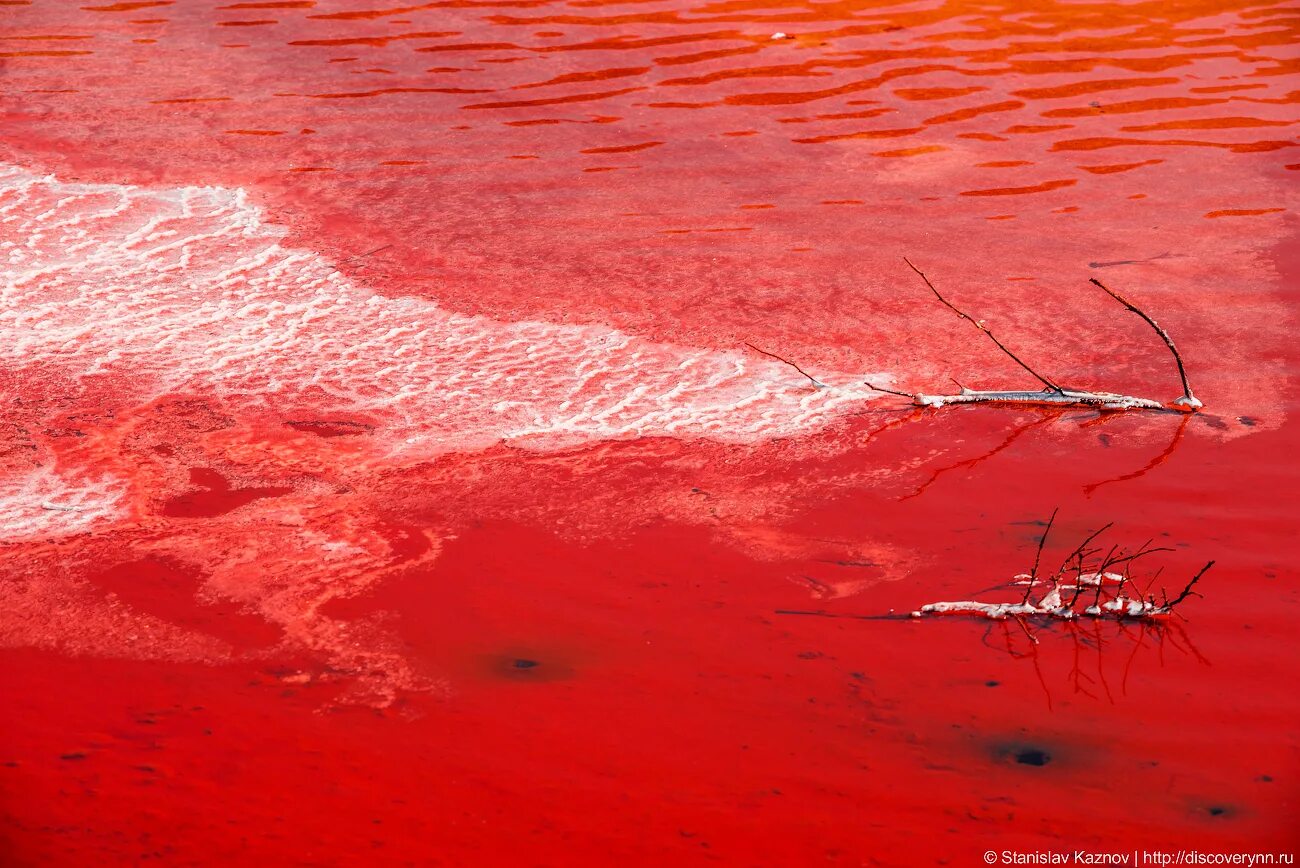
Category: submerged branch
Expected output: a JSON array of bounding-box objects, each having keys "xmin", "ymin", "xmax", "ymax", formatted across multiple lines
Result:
[{"xmin": 743, "ymin": 342, "xmax": 828, "ymax": 389}]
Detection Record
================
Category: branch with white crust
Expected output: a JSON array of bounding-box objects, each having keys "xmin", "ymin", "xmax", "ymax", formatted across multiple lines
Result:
[{"xmin": 877, "ymin": 260, "xmax": 1203, "ymax": 413}]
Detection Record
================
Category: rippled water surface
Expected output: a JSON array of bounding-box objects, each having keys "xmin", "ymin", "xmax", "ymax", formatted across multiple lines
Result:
[{"xmin": 1, "ymin": 0, "xmax": 1297, "ymax": 864}]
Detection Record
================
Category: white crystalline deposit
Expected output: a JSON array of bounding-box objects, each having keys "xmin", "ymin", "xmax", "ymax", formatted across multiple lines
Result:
[
  {"xmin": 0, "ymin": 163, "xmax": 888, "ymax": 454},
  {"xmin": 0, "ymin": 162, "xmax": 891, "ymax": 537},
  {"xmin": 912, "ymin": 572, "xmax": 1180, "ymax": 620}
]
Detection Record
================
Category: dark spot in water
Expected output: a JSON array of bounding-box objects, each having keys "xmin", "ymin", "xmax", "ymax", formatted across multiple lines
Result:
[
  {"xmin": 1206, "ymin": 805, "xmax": 1230, "ymax": 817},
  {"xmin": 1015, "ymin": 749, "xmax": 1051, "ymax": 766},
  {"xmin": 59, "ymin": 752, "xmax": 88, "ymax": 761},
  {"xmin": 1257, "ymin": 774, "xmax": 1273, "ymax": 782},
  {"xmin": 985, "ymin": 680, "xmax": 1000, "ymax": 687},
  {"xmin": 1238, "ymin": 416, "xmax": 1258, "ymax": 427},
  {"xmin": 990, "ymin": 740, "xmax": 1059, "ymax": 767},
  {"xmin": 489, "ymin": 651, "xmax": 574, "ymax": 682}
]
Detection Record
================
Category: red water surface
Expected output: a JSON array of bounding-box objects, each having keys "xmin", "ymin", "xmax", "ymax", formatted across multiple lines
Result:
[{"xmin": 1, "ymin": 0, "xmax": 1298, "ymax": 864}]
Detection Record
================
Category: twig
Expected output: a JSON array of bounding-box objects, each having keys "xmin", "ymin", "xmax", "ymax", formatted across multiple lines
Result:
[
  {"xmin": 1089, "ymin": 278, "xmax": 1200, "ymax": 409},
  {"xmin": 904, "ymin": 257, "xmax": 1064, "ymax": 394},
  {"xmin": 743, "ymin": 342, "xmax": 827, "ymax": 389},
  {"xmin": 325, "ymin": 243, "xmax": 393, "ymax": 276},
  {"xmin": 863, "ymin": 380, "xmax": 916, "ymax": 399},
  {"xmin": 1013, "ymin": 615, "xmax": 1039, "ymax": 646},
  {"xmin": 1164, "ymin": 561, "xmax": 1214, "ymax": 610},
  {"xmin": 1024, "ymin": 507, "xmax": 1058, "ymax": 604},
  {"xmin": 880, "ymin": 261, "xmax": 1203, "ymax": 413},
  {"xmin": 912, "ymin": 520, "xmax": 1213, "ymax": 623},
  {"xmin": 1058, "ymin": 522, "xmax": 1115, "ymax": 580},
  {"xmin": 339, "ymin": 243, "xmax": 392, "ymax": 265}
]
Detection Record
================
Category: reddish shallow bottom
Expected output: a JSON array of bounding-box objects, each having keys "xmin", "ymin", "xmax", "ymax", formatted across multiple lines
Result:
[
  {"xmin": 3, "ymin": 403, "xmax": 1298, "ymax": 865},
  {"xmin": 2, "ymin": 0, "xmax": 1300, "ymax": 864}
]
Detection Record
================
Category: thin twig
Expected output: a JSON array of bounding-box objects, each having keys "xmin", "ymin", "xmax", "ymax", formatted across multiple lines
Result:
[
  {"xmin": 1024, "ymin": 508, "xmax": 1058, "ymax": 604},
  {"xmin": 863, "ymin": 380, "xmax": 915, "ymax": 399},
  {"xmin": 1164, "ymin": 561, "xmax": 1214, "ymax": 610},
  {"xmin": 904, "ymin": 257, "xmax": 1064, "ymax": 393},
  {"xmin": 1059, "ymin": 522, "xmax": 1115, "ymax": 580},
  {"xmin": 743, "ymin": 343, "xmax": 827, "ymax": 388},
  {"xmin": 1089, "ymin": 277, "xmax": 1200, "ymax": 409},
  {"xmin": 339, "ymin": 243, "xmax": 392, "ymax": 265},
  {"xmin": 1013, "ymin": 615, "xmax": 1039, "ymax": 646}
]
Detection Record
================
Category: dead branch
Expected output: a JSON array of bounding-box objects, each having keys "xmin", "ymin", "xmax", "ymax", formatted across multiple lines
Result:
[
  {"xmin": 912, "ymin": 519, "xmax": 1214, "ymax": 623},
  {"xmin": 1089, "ymin": 278, "xmax": 1200, "ymax": 409},
  {"xmin": 1164, "ymin": 560, "xmax": 1214, "ymax": 610},
  {"xmin": 904, "ymin": 257, "xmax": 1064, "ymax": 394},
  {"xmin": 910, "ymin": 388, "xmax": 1168, "ymax": 412},
  {"xmin": 743, "ymin": 342, "xmax": 828, "ymax": 389},
  {"xmin": 863, "ymin": 380, "xmax": 916, "ymax": 399},
  {"xmin": 879, "ymin": 261, "xmax": 1203, "ymax": 414},
  {"xmin": 339, "ymin": 243, "xmax": 392, "ymax": 265},
  {"xmin": 1024, "ymin": 508, "xmax": 1058, "ymax": 604}
]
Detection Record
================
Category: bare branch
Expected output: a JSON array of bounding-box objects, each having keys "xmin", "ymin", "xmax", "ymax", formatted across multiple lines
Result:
[
  {"xmin": 904, "ymin": 257, "xmax": 1064, "ymax": 393},
  {"xmin": 1024, "ymin": 508, "xmax": 1058, "ymax": 604},
  {"xmin": 910, "ymin": 388, "xmax": 1168, "ymax": 412},
  {"xmin": 1164, "ymin": 561, "xmax": 1214, "ymax": 610},
  {"xmin": 743, "ymin": 342, "xmax": 827, "ymax": 388},
  {"xmin": 1058, "ymin": 522, "xmax": 1115, "ymax": 578},
  {"xmin": 912, "ymin": 521, "xmax": 1215, "ymax": 625},
  {"xmin": 338, "ymin": 243, "xmax": 392, "ymax": 265},
  {"xmin": 1089, "ymin": 277, "xmax": 1200, "ymax": 410},
  {"xmin": 863, "ymin": 380, "xmax": 915, "ymax": 399},
  {"xmin": 881, "ymin": 262, "xmax": 1203, "ymax": 414}
]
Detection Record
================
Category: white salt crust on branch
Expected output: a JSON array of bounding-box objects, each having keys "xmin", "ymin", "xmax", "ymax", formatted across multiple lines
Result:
[
  {"xmin": 912, "ymin": 511, "xmax": 1215, "ymax": 624},
  {"xmin": 747, "ymin": 259, "xmax": 1203, "ymax": 413}
]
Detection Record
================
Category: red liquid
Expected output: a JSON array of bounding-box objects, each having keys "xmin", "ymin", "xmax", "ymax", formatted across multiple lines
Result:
[{"xmin": 1, "ymin": 0, "xmax": 1297, "ymax": 864}]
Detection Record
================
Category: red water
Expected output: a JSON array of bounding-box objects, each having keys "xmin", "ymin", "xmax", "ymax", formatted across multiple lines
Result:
[{"xmin": 1, "ymin": 0, "xmax": 1298, "ymax": 864}]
